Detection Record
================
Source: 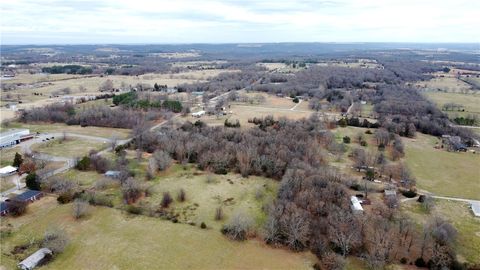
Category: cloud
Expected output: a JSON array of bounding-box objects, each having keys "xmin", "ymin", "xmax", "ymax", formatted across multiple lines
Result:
[{"xmin": 1, "ymin": 0, "xmax": 479, "ymax": 44}]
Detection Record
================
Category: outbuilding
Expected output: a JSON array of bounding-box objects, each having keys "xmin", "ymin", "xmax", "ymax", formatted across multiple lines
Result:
[
  {"xmin": 0, "ymin": 129, "xmax": 31, "ymax": 148},
  {"xmin": 0, "ymin": 165, "xmax": 17, "ymax": 176},
  {"xmin": 350, "ymin": 196, "xmax": 364, "ymax": 213},
  {"xmin": 18, "ymin": 248, "xmax": 53, "ymax": 270},
  {"xmin": 104, "ymin": 170, "xmax": 121, "ymax": 178},
  {"xmin": 14, "ymin": 190, "xmax": 43, "ymax": 203},
  {"xmin": 191, "ymin": 110, "xmax": 206, "ymax": 118},
  {"xmin": 471, "ymin": 202, "xmax": 480, "ymax": 217},
  {"xmin": 0, "ymin": 202, "xmax": 9, "ymax": 216}
]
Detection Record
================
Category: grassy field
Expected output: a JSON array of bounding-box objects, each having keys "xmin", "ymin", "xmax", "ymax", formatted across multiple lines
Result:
[
  {"xmin": 0, "ymin": 198, "xmax": 317, "ymax": 270},
  {"xmin": 423, "ymin": 91, "xmax": 480, "ymax": 120},
  {"xmin": 31, "ymin": 138, "xmax": 106, "ymax": 158},
  {"xmin": 144, "ymin": 164, "xmax": 277, "ymax": 230},
  {"xmin": 401, "ymin": 199, "xmax": 480, "ymax": 265},
  {"xmin": 2, "ymin": 122, "xmax": 131, "ymax": 139},
  {"xmin": 417, "ymin": 77, "xmax": 473, "ymax": 93},
  {"xmin": 0, "ymin": 146, "xmax": 20, "ymax": 167},
  {"xmin": 404, "ymin": 134, "xmax": 480, "ymax": 200}
]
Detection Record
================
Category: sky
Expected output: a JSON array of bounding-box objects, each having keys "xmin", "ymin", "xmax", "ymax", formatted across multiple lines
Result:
[{"xmin": 1, "ymin": 0, "xmax": 479, "ymax": 44}]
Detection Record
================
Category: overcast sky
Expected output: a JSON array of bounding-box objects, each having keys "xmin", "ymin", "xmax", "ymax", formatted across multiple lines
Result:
[{"xmin": 1, "ymin": 0, "xmax": 479, "ymax": 44}]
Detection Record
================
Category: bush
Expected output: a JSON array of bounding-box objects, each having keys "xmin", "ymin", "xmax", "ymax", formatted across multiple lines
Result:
[
  {"xmin": 360, "ymin": 140, "xmax": 368, "ymax": 147},
  {"xmin": 400, "ymin": 257, "xmax": 408, "ymax": 264},
  {"xmin": 342, "ymin": 136, "xmax": 351, "ymax": 144},
  {"xmin": 401, "ymin": 189, "xmax": 417, "ymax": 198},
  {"xmin": 76, "ymin": 156, "xmax": 91, "ymax": 170},
  {"xmin": 57, "ymin": 192, "xmax": 74, "ymax": 204},
  {"xmin": 292, "ymin": 97, "xmax": 299, "ymax": 103},
  {"xmin": 414, "ymin": 258, "xmax": 426, "ymax": 267},
  {"xmin": 126, "ymin": 205, "xmax": 142, "ymax": 215},
  {"xmin": 42, "ymin": 228, "xmax": 69, "ymax": 254},
  {"xmin": 200, "ymin": 222, "xmax": 207, "ymax": 229},
  {"xmin": 72, "ymin": 199, "xmax": 89, "ymax": 219},
  {"xmin": 26, "ymin": 173, "xmax": 40, "ymax": 190},
  {"xmin": 161, "ymin": 192, "xmax": 173, "ymax": 208},
  {"xmin": 365, "ymin": 130, "xmax": 372, "ymax": 134},
  {"xmin": 7, "ymin": 200, "xmax": 27, "ymax": 216},
  {"xmin": 215, "ymin": 207, "xmax": 224, "ymax": 221},
  {"xmin": 153, "ymin": 150, "xmax": 172, "ymax": 171},
  {"xmin": 177, "ymin": 189, "xmax": 186, "ymax": 202},
  {"xmin": 221, "ymin": 210, "xmax": 254, "ymax": 241}
]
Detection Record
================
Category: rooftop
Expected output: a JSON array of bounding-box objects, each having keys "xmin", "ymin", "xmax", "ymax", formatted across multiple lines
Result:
[
  {"xmin": 0, "ymin": 129, "xmax": 29, "ymax": 137},
  {"xmin": 471, "ymin": 202, "xmax": 480, "ymax": 217},
  {"xmin": 18, "ymin": 248, "xmax": 52, "ymax": 270},
  {"xmin": 14, "ymin": 190, "xmax": 42, "ymax": 202}
]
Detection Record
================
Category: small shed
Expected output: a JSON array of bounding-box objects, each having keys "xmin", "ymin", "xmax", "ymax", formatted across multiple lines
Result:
[
  {"xmin": 471, "ymin": 202, "xmax": 480, "ymax": 217},
  {"xmin": 14, "ymin": 190, "xmax": 43, "ymax": 203},
  {"xmin": 0, "ymin": 202, "xmax": 9, "ymax": 216},
  {"xmin": 104, "ymin": 170, "xmax": 121, "ymax": 178},
  {"xmin": 0, "ymin": 165, "xmax": 17, "ymax": 176},
  {"xmin": 384, "ymin": 190, "xmax": 397, "ymax": 198},
  {"xmin": 18, "ymin": 248, "xmax": 52, "ymax": 270},
  {"xmin": 350, "ymin": 196, "xmax": 364, "ymax": 213}
]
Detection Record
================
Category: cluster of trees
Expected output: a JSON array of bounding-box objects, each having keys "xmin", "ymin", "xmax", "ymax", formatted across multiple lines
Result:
[
  {"xmin": 129, "ymin": 115, "xmax": 461, "ymax": 268},
  {"xmin": 112, "ymin": 91, "xmax": 183, "ymax": 112},
  {"xmin": 19, "ymin": 103, "xmax": 159, "ymax": 129},
  {"xmin": 373, "ymin": 85, "xmax": 476, "ymax": 141},
  {"xmin": 42, "ymin": 65, "xmax": 93, "ymax": 74}
]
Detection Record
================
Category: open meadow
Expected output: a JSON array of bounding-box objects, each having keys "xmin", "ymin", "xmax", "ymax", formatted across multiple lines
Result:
[
  {"xmin": 422, "ymin": 91, "xmax": 480, "ymax": 120},
  {"xmin": 404, "ymin": 134, "xmax": 480, "ymax": 200},
  {"xmin": 31, "ymin": 138, "xmax": 107, "ymax": 158}
]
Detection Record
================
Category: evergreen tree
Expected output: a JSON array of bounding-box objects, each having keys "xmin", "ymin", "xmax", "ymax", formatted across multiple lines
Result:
[{"xmin": 12, "ymin": 152, "xmax": 23, "ymax": 167}]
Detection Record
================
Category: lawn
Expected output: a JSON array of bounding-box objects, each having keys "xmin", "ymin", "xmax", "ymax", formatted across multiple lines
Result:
[
  {"xmin": 2, "ymin": 122, "xmax": 131, "ymax": 139},
  {"xmin": 404, "ymin": 133, "xmax": 480, "ymax": 200},
  {"xmin": 0, "ymin": 197, "xmax": 317, "ymax": 270},
  {"xmin": 0, "ymin": 146, "xmax": 21, "ymax": 167},
  {"xmin": 401, "ymin": 199, "xmax": 480, "ymax": 265},
  {"xmin": 57, "ymin": 170, "xmax": 105, "ymax": 188},
  {"xmin": 31, "ymin": 138, "xmax": 107, "ymax": 158},
  {"xmin": 417, "ymin": 77, "xmax": 473, "ymax": 93}
]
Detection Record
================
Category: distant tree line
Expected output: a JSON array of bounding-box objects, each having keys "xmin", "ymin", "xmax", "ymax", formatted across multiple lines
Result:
[{"xmin": 42, "ymin": 65, "xmax": 93, "ymax": 75}]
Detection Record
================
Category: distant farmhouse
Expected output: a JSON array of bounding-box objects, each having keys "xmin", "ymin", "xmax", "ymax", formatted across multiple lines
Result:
[{"xmin": 0, "ymin": 129, "xmax": 33, "ymax": 148}]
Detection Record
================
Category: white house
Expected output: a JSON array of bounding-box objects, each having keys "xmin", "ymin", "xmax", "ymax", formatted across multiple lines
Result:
[
  {"xmin": 18, "ymin": 248, "xmax": 52, "ymax": 270},
  {"xmin": 0, "ymin": 129, "xmax": 30, "ymax": 148},
  {"xmin": 350, "ymin": 196, "xmax": 364, "ymax": 213},
  {"xmin": 191, "ymin": 110, "xmax": 206, "ymax": 118}
]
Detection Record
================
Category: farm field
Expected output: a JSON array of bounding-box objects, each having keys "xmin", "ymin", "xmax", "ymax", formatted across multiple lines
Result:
[
  {"xmin": 422, "ymin": 91, "xmax": 480, "ymax": 120},
  {"xmin": 417, "ymin": 76, "xmax": 472, "ymax": 93},
  {"xmin": 401, "ymin": 199, "xmax": 480, "ymax": 265},
  {"xmin": 31, "ymin": 138, "xmax": 107, "ymax": 158},
  {"xmin": 0, "ymin": 197, "xmax": 317, "ymax": 270},
  {"xmin": 403, "ymin": 134, "xmax": 480, "ymax": 200},
  {"xmin": 2, "ymin": 122, "xmax": 131, "ymax": 139}
]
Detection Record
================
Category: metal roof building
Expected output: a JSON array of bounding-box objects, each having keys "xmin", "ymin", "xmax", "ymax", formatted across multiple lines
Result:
[
  {"xmin": 471, "ymin": 202, "xmax": 480, "ymax": 217},
  {"xmin": 350, "ymin": 196, "xmax": 364, "ymax": 213},
  {"xmin": 18, "ymin": 248, "xmax": 52, "ymax": 270},
  {"xmin": 0, "ymin": 129, "xmax": 30, "ymax": 148},
  {"xmin": 14, "ymin": 190, "xmax": 43, "ymax": 202}
]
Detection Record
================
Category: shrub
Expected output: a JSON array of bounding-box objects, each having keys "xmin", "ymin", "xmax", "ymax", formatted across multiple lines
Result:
[
  {"xmin": 26, "ymin": 173, "xmax": 40, "ymax": 190},
  {"xmin": 126, "ymin": 205, "xmax": 142, "ymax": 215},
  {"xmin": 342, "ymin": 136, "xmax": 351, "ymax": 144},
  {"xmin": 57, "ymin": 192, "xmax": 74, "ymax": 204},
  {"xmin": 200, "ymin": 222, "xmax": 207, "ymax": 229},
  {"xmin": 360, "ymin": 140, "xmax": 368, "ymax": 147},
  {"xmin": 400, "ymin": 257, "xmax": 408, "ymax": 264},
  {"xmin": 365, "ymin": 130, "xmax": 372, "ymax": 134},
  {"xmin": 42, "ymin": 228, "xmax": 69, "ymax": 254},
  {"xmin": 153, "ymin": 150, "xmax": 172, "ymax": 171},
  {"xmin": 221, "ymin": 210, "xmax": 254, "ymax": 241},
  {"xmin": 415, "ymin": 258, "xmax": 426, "ymax": 267},
  {"xmin": 401, "ymin": 189, "xmax": 417, "ymax": 198},
  {"xmin": 292, "ymin": 97, "xmax": 299, "ymax": 103},
  {"xmin": 72, "ymin": 199, "xmax": 89, "ymax": 219},
  {"xmin": 7, "ymin": 200, "xmax": 27, "ymax": 216},
  {"xmin": 76, "ymin": 156, "xmax": 91, "ymax": 171},
  {"xmin": 12, "ymin": 152, "xmax": 23, "ymax": 167},
  {"xmin": 215, "ymin": 207, "xmax": 224, "ymax": 221},
  {"xmin": 177, "ymin": 189, "xmax": 186, "ymax": 202},
  {"xmin": 161, "ymin": 192, "xmax": 173, "ymax": 208}
]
